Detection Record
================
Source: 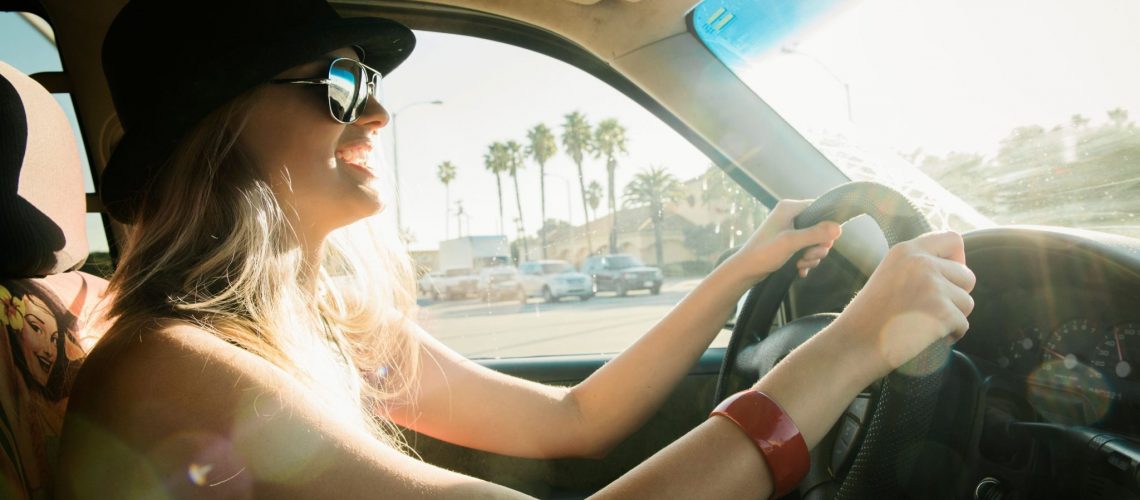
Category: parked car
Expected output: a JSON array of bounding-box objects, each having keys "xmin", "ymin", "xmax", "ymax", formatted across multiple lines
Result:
[
  {"xmin": 478, "ymin": 266, "xmax": 521, "ymax": 302},
  {"xmin": 439, "ymin": 268, "xmax": 478, "ymax": 300},
  {"xmin": 517, "ymin": 260, "xmax": 593, "ymax": 303},
  {"xmin": 582, "ymin": 254, "xmax": 663, "ymax": 296}
]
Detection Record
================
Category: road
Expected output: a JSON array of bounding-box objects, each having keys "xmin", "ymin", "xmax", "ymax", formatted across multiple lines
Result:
[{"xmin": 416, "ymin": 279, "xmax": 733, "ymax": 358}]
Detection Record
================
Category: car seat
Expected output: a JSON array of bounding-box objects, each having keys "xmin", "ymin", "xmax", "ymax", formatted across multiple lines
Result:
[{"xmin": 0, "ymin": 61, "xmax": 111, "ymax": 499}]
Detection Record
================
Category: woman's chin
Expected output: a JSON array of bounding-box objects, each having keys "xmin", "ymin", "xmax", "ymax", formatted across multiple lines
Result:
[{"xmin": 345, "ymin": 187, "xmax": 385, "ymax": 220}]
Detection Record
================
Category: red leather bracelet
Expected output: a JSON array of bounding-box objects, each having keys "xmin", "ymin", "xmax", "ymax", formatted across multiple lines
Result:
[{"xmin": 710, "ymin": 389, "xmax": 809, "ymax": 498}]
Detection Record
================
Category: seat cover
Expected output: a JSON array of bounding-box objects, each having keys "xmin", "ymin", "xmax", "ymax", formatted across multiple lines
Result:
[{"xmin": 0, "ymin": 61, "xmax": 110, "ymax": 499}]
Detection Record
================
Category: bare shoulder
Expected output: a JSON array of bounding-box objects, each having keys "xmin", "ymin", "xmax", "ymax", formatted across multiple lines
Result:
[
  {"xmin": 57, "ymin": 320, "xmax": 523, "ymax": 499},
  {"xmin": 57, "ymin": 321, "xmax": 295, "ymax": 496},
  {"xmin": 63, "ymin": 321, "xmax": 272, "ymax": 428}
]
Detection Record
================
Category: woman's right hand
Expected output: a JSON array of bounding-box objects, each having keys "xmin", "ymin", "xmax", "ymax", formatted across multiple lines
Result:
[{"xmin": 833, "ymin": 231, "xmax": 977, "ymax": 379}]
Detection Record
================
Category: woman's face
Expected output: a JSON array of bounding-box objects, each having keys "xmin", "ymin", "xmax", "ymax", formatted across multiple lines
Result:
[
  {"xmin": 241, "ymin": 48, "xmax": 390, "ymax": 237},
  {"xmin": 19, "ymin": 294, "xmax": 58, "ymax": 388}
]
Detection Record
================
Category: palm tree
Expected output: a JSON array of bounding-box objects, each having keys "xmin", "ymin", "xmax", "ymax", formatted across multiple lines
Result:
[
  {"xmin": 585, "ymin": 180, "xmax": 603, "ymax": 254},
  {"xmin": 593, "ymin": 118, "xmax": 628, "ymax": 253},
  {"xmin": 623, "ymin": 167, "xmax": 685, "ymax": 266},
  {"xmin": 561, "ymin": 111, "xmax": 595, "ymax": 255},
  {"xmin": 701, "ymin": 165, "xmax": 768, "ymax": 248},
  {"xmin": 505, "ymin": 140, "xmax": 529, "ymax": 260},
  {"xmin": 436, "ymin": 161, "xmax": 457, "ymax": 239},
  {"xmin": 483, "ymin": 142, "xmax": 509, "ymax": 234},
  {"xmin": 526, "ymin": 123, "xmax": 558, "ymax": 258},
  {"xmin": 586, "ymin": 180, "xmax": 603, "ymax": 222}
]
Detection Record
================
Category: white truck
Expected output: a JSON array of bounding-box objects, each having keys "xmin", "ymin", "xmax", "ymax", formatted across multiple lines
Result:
[
  {"xmin": 436, "ymin": 236, "xmax": 510, "ymax": 300},
  {"xmin": 439, "ymin": 235, "xmax": 510, "ymax": 271}
]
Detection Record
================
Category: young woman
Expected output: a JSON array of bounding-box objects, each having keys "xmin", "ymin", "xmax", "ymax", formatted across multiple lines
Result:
[{"xmin": 58, "ymin": 0, "xmax": 976, "ymax": 498}]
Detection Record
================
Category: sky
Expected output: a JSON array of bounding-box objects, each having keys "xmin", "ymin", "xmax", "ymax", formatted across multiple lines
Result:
[
  {"xmin": 378, "ymin": 32, "xmax": 711, "ymax": 250},
  {"xmin": 3, "ymin": 0, "xmax": 1138, "ymax": 253},
  {"xmin": 733, "ymin": 0, "xmax": 1140, "ymax": 158}
]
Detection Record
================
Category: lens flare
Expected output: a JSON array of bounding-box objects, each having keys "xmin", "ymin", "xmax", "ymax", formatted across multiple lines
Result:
[
  {"xmin": 1027, "ymin": 359, "xmax": 1113, "ymax": 426},
  {"xmin": 187, "ymin": 463, "xmax": 213, "ymax": 486}
]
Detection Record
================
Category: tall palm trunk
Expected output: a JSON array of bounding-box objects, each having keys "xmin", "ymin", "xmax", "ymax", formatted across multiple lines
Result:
[
  {"xmin": 494, "ymin": 173, "xmax": 504, "ymax": 235},
  {"xmin": 575, "ymin": 161, "xmax": 594, "ymax": 255},
  {"xmin": 513, "ymin": 174, "xmax": 529, "ymax": 260},
  {"xmin": 444, "ymin": 185, "xmax": 451, "ymax": 239},
  {"xmin": 607, "ymin": 160, "xmax": 617, "ymax": 253},
  {"xmin": 539, "ymin": 161, "xmax": 547, "ymax": 259}
]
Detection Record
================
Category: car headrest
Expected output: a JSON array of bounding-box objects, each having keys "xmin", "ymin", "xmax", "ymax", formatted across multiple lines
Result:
[{"xmin": 0, "ymin": 61, "xmax": 88, "ymax": 278}]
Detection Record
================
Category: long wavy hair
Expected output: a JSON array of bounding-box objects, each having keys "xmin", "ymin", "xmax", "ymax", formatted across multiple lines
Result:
[{"xmin": 104, "ymin": 89, "xmax": 420, "ymax": 449}]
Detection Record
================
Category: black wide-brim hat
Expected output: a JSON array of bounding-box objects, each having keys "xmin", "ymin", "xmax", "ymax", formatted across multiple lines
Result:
[{"xmin": 100, "ymin": 0, "xmax": 415, "ymax": 223}]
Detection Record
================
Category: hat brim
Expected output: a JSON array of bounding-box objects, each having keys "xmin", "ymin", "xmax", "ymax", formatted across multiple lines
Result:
[{"xmin": 100, "ymin": 16, "xmax": 415, "ymax": 223}]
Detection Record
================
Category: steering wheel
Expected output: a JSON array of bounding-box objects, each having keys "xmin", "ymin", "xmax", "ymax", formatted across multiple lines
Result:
[{"xmin": 713, "ymin": 181, "xmax": 953, "ymax": 499}]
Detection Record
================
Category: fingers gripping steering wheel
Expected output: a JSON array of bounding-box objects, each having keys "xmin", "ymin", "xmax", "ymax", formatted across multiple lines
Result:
[{"xmin": 713, "ymin": 182, "xmax": 952, "ymax": 499}]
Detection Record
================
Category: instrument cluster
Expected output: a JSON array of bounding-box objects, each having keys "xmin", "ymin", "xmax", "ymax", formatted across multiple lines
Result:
[{"xmin": 993, "ymin": 319, "xmax": 1140, "ymax": 432}]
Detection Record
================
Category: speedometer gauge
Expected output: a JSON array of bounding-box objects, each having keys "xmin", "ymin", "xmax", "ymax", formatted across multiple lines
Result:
[
  {"xmin": 1028, "ymin": 318, "xmax": 1114, "ymax": 426},
  {"xmin": 1040, "ymin": 318, "xmax": 1098, "ymax": 369}
]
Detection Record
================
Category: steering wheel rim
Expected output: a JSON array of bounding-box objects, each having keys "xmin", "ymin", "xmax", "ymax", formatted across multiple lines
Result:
[{"xmin": 713, "ymin": 181, "xmax": 953, "ymax": 499}]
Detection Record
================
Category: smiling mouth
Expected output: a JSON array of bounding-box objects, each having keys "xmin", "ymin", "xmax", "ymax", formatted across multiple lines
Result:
[
  {"xmin": 336, "ymin": 142, "xmax": 376, "ymax": 176},
  {"xmin": 36, "ymin": 354, "xmax": 51, "ymax": 374}
]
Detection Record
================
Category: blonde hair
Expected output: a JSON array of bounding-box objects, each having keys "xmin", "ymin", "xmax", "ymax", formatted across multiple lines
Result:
[{"xmin": 105, "ymin": 91, "xmax": 419, "ymax": 449}]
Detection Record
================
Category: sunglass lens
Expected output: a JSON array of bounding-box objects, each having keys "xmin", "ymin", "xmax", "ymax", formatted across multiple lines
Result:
[{"xmin": 328, "ymin": 59, "xmax": 361, "ymax": 123}]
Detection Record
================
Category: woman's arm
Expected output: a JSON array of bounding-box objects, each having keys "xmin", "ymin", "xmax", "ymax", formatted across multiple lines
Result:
[
  {"xmin": 390, "ymin": 200, "xmax": 842, "ymax": 458},
  {"xmin": 58, "ymin": 232, "xmax": 971, "ymax": 499},
  {"xmin": 597, "ymin": 230, "xmax": 976, "ymax": 498}
]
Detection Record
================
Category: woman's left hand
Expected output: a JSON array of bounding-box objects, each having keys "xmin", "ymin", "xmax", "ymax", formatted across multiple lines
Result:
[{"xmin": 724, "ymin": 199, "xmax": 843, "ymax": 283}]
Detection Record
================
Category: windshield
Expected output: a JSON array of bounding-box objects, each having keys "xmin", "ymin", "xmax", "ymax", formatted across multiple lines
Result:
[
  {"xmin": 691, "ymin": 0, "xmax": 1140, "ymax": 238},
  {"xmin": 606, "ymin": 256, "xmax": 644, "ymax": 270},
  {"xmin": 542, "ymin": 263, "xmax": 575, "ymax": 275}
]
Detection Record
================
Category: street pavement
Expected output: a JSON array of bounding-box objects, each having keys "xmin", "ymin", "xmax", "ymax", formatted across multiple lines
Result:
[{"xmin": 416, "ymin": 278, "xmax": 733, "ymax": 358}]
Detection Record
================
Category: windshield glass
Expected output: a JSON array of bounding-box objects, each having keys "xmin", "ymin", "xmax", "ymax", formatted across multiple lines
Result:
[
  {"xmin": 542, "ymin": 263, "xmax": 575, "ymax": 274},
  {"xmin": 606, "ymin": 256, "xmax": 644, "ymax": 269},
  {"xmin": 691, "ymin": 0, "xmax": 1140, "ymax": 238}
]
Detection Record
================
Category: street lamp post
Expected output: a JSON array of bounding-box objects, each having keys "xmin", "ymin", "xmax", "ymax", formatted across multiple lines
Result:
[
  {"xmin": 454, "ymin": 200, "xmax": 466, "ymax": 237},
  {"xmin": 391, "ymin": 99, "xmax": 444, "ymax": 233},
  {"xmin": 780, "ymin": 46, "xmax": 853, "ymax": 122}
]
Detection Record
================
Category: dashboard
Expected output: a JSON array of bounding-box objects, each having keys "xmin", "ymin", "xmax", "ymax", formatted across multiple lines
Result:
[
  {"xmin": 944, "ymin": 227, "xmax": 1140, "ymax": 498},
  {"xmin": 973, "ymin": 313, "xmax": 1140, "ymax": 436},
  {"xmin": 959, "ymin": 227, "xmax": 1140, "ymax": 438}
]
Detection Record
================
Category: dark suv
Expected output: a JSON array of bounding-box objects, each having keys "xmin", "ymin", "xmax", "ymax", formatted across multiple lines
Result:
[{"xmin": 581, "ymin": 254, "xmax": 663, "ymax": 296}]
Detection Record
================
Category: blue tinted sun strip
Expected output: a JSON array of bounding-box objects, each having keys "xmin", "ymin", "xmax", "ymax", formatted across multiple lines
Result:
[{"xmin": 692, "ymin": 0, "xmax": 844, "ymax": 66}]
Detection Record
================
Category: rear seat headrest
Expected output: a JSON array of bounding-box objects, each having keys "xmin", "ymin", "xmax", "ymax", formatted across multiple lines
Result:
[{"xmin": 0, "ymin": 62, "xmax": 88, "ymax": 278}]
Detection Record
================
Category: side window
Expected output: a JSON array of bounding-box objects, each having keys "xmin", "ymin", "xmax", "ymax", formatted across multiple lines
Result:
[
  {"xmin": 0, "ymin": 13, "xmax": 113, "ymax": 278},
  {"xmin": 389, "ymin": 31, "xmax": 769, "ymax": 358}
]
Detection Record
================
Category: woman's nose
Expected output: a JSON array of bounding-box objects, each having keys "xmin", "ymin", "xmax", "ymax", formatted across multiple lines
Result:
[{"xmin": 355, "ymin": 95, "xmax": 389, "ymax": 132}]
